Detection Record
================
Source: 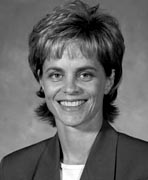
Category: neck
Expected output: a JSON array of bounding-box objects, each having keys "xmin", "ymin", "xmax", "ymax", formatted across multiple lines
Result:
[{"xmin": 57, "ymin": 120, "xmax": 102, "ymax": 165}]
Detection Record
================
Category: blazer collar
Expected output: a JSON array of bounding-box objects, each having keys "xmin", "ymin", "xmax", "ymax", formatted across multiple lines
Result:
[
  {"xmin": 33, "ymin": 133, "xmax": 61, "ymax": 180},
  {"xmin": 33, "ymin": 122, "xmax": 118, "ymax": 180},
  {"xmin": 80, "ymin": 122, "xmax": 118, "ymax": 180}
]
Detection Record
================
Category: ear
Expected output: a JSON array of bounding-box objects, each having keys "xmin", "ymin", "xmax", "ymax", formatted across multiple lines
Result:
[
  {"xmin": 37, "ymin": 70, "xmax": 44, "ymax": 90},
  {"xmin": 104, "ymin": 69, "xmax": 115, "ymax": 95},
  {"xmin": 38, "ymin": 70, "xmax": 44, "ymax": 91},
  {"xmin": 39, "ymin": 78, "xmax": 44, "ymax": 91}
]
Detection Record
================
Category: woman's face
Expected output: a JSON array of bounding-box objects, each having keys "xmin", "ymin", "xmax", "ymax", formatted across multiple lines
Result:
[{"xmin": 40, "ymin": 46, "xmax": 113, "ymax": 130}]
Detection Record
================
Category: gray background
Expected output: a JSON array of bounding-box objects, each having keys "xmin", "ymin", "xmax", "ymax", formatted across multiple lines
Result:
[{"xmin": 0, "ymin": 0, "xmax": 148, "ymax": 159}]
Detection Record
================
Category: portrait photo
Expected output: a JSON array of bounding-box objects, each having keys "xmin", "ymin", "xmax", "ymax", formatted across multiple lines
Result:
[{"xmin": 0, "ymin": 0, "xmax": 148, "ymax": 179}]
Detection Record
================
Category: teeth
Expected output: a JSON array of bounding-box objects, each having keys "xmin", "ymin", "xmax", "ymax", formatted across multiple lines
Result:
[{"xmin": 60, "ymin": 100, "xmax": 85, "ymax": 107}]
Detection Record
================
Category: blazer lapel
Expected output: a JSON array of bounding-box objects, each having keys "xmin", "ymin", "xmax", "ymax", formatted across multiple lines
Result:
[
  {"xmin": 80, "ymin": 122, "xmax": 118, "ymax": 180},
  {"xmin": 33, "ymin": 134, "xmax": 61, "ymax": 180},
  {"xmin": 32, "ymin": 122, "xmax": 118, "ymax": 180}
]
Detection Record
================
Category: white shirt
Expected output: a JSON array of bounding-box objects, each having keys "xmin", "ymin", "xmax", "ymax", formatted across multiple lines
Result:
[{"xmin": 60, "ymin": 163, "xmax": 85, "ymax": 180}]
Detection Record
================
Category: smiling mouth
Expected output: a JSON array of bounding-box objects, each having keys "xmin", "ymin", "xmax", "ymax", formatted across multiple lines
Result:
[{"xmin": 58, "ymin": 100, "xmax": 87, "ymax": 107}]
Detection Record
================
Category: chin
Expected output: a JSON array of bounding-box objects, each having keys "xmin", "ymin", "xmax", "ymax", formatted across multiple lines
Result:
[{"xmin": 56, "ymin": 113, "xmax": 88, "ymax": 127}]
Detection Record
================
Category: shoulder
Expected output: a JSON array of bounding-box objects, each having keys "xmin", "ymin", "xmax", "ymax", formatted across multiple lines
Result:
[
  {"xmin": 118, "ymin": 131, "xmax": 148, "ymax": 153},
  {"xmin": 3, "ymin": 137, "xmax": 51, "ymax": 162},
  {"xmin": 108, "ymin": 124, "xmax": 148, "ymax": 160},
  {"xmin": 0, "ymin": 135, "xmax": 56, "ymax": 179},
  {"xmin": 116, "ymin": 130, "xmax": 148, "ymax": 176}
]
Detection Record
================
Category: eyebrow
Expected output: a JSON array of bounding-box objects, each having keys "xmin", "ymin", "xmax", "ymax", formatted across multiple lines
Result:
[{"xmin": 44, "ymin": 66, "xmax": 98, "ymax": 73}]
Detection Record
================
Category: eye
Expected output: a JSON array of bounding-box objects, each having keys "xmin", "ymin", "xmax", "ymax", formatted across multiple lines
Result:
[
  {"xmin": 48, "ymin": 72, "xmax": 63, "ymax": 81},
  {"xmin": 79, "ymin": 72, "xmax": 94, "ymax": 81}
]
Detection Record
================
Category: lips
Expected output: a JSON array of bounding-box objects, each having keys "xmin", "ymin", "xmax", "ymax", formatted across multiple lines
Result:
[{"xmin": 59, "ymin": 100, "xmax": 86, "ymax": 107}]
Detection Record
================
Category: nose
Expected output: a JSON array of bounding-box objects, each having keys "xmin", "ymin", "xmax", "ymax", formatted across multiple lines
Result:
[{"xmin": 62, "ymin": 77, "xmax": 81, "ymax": 95}]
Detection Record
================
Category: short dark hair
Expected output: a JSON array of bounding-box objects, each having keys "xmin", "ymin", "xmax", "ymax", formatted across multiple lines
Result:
[{"xmin": 28, "ymin": 0, "xmax": 125, "ymax": 127}]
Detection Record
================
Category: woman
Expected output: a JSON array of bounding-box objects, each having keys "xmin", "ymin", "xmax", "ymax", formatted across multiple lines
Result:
[{"xmin": 1, "ymin": 0, "xmax": 148, "ymax": 179}]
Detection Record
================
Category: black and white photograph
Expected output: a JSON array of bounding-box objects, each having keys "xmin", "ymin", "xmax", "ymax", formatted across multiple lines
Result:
[{"xmin": 0, "ymin": 0, "xmax": 148, "ymax": 179}]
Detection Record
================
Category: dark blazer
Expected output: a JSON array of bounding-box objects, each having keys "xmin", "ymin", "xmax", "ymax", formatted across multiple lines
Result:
[{"xmin": 1, "ymin": 122, "xmax": 148, "ymax": 180}]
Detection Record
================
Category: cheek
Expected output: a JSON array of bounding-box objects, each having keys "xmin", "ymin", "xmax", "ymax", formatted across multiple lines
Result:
[
  {"xmin": 42, "ymin": 78, "xmax": 62, "ymax": 95},
  {"xmin": 43, "ymin": 85, "xmax": 58, "ymax": 111},
  {"xmin": 43, "ymin": 85, "xmax": 52, "ymax": 97},
  {"xmin": 87, "ymin": 83, "xmax": 106, "ymax": 112},
  {"xmin": 43, "ymin": 83, "xmax": 58, "ymax": 100},
  {"xmin": 86, "ymin": 80, "xmax": 105, "ymax": 98}
]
